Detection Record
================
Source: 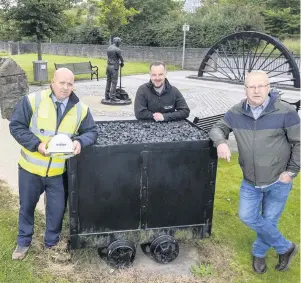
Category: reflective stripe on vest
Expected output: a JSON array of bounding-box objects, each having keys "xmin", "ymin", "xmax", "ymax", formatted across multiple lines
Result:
[
  {"xmin": 29, "ymin": 93, "xmax": 82, "ymax": 137},
  {"xmin": 21, "ymin": 150, "xmax": 64, "ymax": 169},
  {"xmin": 18, "ymin": 90, "xmax": 87, "ymax": 177}
]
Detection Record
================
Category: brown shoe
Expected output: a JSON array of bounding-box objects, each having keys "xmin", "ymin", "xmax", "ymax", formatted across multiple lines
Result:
[
  {"xmin": 12, "ymin": 245, "xmax": 30, "ymax": 260},
  {"xmin": 275, "ymin": 243, "xmax": 298, "ymax": 271},
  {"xmin": 252, "ymin": 256, "xmax": 267, "ymax": 274}
]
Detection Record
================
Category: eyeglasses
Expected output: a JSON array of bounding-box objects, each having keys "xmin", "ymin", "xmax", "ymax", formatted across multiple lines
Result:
[{"xmin": 245, "ymin": 84, "xmax": 269, "ymax": 90}]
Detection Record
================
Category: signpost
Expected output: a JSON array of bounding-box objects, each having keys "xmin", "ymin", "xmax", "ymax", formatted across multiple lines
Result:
[{"xmin": 182, "ymin": 23, "xmax": 190, "ymax": 69}]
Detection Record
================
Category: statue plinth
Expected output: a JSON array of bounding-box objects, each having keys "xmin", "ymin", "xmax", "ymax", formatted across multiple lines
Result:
[{"xmin": 101, "ymin": 98, "xmax": 132, "ymax": 106}]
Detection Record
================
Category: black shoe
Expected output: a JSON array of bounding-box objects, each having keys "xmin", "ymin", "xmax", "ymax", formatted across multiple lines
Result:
[
  {"xmin": 275, "ymin": 243, "xmax": 298, "ymax": 271},
  {"xmin": 252, "ymin": 256, "xmax": 267, "ymax": 274}
]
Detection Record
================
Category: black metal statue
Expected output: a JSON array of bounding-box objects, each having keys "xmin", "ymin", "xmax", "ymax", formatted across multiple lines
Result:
[{"xmin": 102, "ymin": 37, "xmax": 131, "ymax": 105}]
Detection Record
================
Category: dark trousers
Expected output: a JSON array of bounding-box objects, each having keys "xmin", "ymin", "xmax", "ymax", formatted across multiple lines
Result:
[
  {"xmin": 105, "ymin": 65, "xmax": 119, "ymax": 99},
  {"xmin": 18, "ymin": 167, "xmax": 66, "ymax": 248}
]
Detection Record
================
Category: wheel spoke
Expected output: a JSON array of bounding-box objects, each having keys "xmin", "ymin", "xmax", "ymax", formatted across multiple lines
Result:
[
  {"xmin": 228, "ymin": 38, "xmax": 242, "ymax": 79},
  {"xmin": 203, "ymin": 71, "xmax": 225, "ymax": 80},
  {"xmin": 266, "ymin": 61, "xmax": 289, "ymax": 74},
  {"xmin": 208, "ymin": 52, "xmax": 234, "ymax": 80},
  {"xmin": 242, "ymin": 37, "xmax": 246, "ymax": 80},
  {"xmin": 249, "ymin": 41, "xmax": 270, "ymax": 70},
  {"xmin": 268, "ymin": 71, "xmax": 295, "ymax": 78},
  {"xmin": 249, "ymin": 38, "xmax": 261, "ymax": 72},
  {"xmin": 257, "ymin": 46, "xmax": 277, "ymax": 70},
  {"xmin": 261, "ymin": 53, "xmax": 284, "ymax": 71},
  {"xmin": 271, "ymin": 79, "xmax": 295, "ymax": 83},
  {"xmin": 218, "ymin": 45, "xmax": 240, "ymax": 80},
  {"xmin": 204, "ymin": 62, "xmax": 234, "ymax": 80}
]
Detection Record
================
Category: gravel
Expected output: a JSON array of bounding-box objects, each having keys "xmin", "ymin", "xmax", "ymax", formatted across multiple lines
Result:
[{"xmin": 96, "ymin": 120, "xmax": 208, "ymax": 146}]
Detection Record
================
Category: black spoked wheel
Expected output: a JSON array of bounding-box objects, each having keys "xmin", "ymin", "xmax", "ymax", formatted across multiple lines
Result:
[
  {"xmin": 97, "ymin": 240, "xmax": 136, "ymax": 268},
  {"xmin": 149, "ymin": 235, "xmax": 179, "ymax": 264},
  {"xmin": 198, "ymin": 31, "xmax": 300, "ymax": 88}
]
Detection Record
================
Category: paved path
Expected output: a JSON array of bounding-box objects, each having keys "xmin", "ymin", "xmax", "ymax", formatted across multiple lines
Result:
[{"xmin": 29, "ymin": 70, "xmax": 300, "ymax": 119}]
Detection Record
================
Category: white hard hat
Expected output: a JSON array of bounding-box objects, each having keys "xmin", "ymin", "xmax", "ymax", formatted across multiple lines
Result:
[{"xmin": 47, "ymin": 134, "xmax": 74, "ymax": 159}]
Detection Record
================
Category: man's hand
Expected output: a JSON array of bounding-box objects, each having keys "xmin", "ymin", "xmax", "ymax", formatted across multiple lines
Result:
[
  {"xmin": 73, "ymin": 140, "xmax": 81, "ymax": 155},
  {"xmin": 120, "ymin": 62, "xmax": 124, "ymax": 68},
  {"xmin": 278, "ymin": 171, "xmax": 292, "ymax": 183},
  {"xmin": 38, "ymin": 142, "xmax": 50, "ymax": 156},
  {"xmin": 217, "ymin": 143, "xmax": 231, "ymax": 162},
  {"xmin": 153, "ymin": 112, "xmax": 164, "ymax": 122}
]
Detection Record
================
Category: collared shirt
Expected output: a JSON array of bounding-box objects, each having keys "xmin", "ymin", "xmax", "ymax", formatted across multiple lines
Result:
[
  {"xmin": 51, "ymin": 93, "xmax": 69, "ymax": 115},
  {"xmin": 246, "ymin": 96, "xmax": 270, "ymax": 120}
]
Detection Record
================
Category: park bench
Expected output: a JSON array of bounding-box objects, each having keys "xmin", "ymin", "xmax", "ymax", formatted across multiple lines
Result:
[{"xmin": 54, "ymin": 61, "xmax": 98, "ymax": 80}]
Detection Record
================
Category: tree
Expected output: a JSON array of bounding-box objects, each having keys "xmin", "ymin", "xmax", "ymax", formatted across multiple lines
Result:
[
  {"xmin": 7, "ymin": 0, "xmax": 69, "ymax": 60},
  {"xmin": 263, "ymin": 8, "xmax": 300, "ymax": 38},
  {"xmin": 91, "ymin": 0, "xmax": 138, "ymax": 43},
  {"xmin": 119, "ymin": 0, "xmax": 182, "ymax": 46},
  {"xmin": 262, "ymin": 0, "xmax": 300, "ymax": 38}
]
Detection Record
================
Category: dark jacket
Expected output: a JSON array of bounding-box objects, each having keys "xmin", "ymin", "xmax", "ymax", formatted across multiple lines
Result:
[
  {"xmin": 209, "ymin": 93, "xmax": 300, "ymax": 186},
  {"xmin": 9, "ymin": 91, "xmax": 98, "ymax": 152},
  {"xmin": 134, "ymin": 79, "xmax": 190, "ymax": 121},
  {"xmin": 107, "ymin": 44, "xmax": 124, "ymax": 69}
]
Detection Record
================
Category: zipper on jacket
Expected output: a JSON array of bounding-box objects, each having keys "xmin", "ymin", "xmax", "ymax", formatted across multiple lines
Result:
[{"xmin": 253, "ymin": 119, "xmax": 257, "ymax": 184}]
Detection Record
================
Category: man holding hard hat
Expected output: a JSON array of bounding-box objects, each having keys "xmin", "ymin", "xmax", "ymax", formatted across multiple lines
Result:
[{"xmin": 9, "ymin": 68, "xmax": 97, "ymax": 260}]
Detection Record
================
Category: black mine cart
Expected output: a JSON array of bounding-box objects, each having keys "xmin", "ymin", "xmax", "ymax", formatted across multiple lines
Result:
[{"xmin": 67, "ymin": 119, "xmax": 218, "ymax": 268}]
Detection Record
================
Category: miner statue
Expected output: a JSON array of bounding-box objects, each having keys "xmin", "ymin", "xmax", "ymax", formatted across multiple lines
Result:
[{"xmin": 101, "ymin": 37, "xmax": 131, "ymax": 105}]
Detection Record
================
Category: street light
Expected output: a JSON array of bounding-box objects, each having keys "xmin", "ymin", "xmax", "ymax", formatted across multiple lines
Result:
[{"xmin": 182, "ymin": 23, "xmax": 190, "ymax": 69}]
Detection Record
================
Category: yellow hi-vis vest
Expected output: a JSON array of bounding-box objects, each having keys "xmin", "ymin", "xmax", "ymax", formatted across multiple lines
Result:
[{"xmin": 18, "ymin": 89, "xmax": 88, "ymax": 177}]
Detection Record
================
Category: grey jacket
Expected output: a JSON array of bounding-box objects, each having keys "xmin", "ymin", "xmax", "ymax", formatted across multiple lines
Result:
[{"xmin": 209, "ymin": 94, "xmax": 300, "ymax": 186}]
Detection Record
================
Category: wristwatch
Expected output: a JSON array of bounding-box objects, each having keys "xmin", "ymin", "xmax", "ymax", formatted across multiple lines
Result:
[{"xmin": 287, "ymin": 171, "xmax": 297, "ymax": 178}]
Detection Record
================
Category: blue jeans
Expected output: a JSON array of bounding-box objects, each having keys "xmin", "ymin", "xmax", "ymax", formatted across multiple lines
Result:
[{"xmin": 239, "ymin": 179, "xmax": 292, "ymax": 258}]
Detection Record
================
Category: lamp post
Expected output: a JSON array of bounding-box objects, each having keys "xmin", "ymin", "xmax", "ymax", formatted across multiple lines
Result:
[{"xmin": 182, "ymin": 23, "xmax": 190, "ymax": 69}]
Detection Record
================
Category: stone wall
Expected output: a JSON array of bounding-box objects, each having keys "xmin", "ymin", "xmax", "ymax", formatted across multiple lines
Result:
[
  {"xmin": 0, "ymin": 58, "xmax": 28, "ymax": 120},
  {"xmin": 0, "ymin": 41, "xmax": 9, "ymax": 53},
  {"xmin": 0, "ymin": 41, "xmax": 209, "ymax": 70}
]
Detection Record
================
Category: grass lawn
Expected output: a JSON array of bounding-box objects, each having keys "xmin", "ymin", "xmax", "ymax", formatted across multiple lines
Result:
[
  {"xmin": 212, "ymin": 156, "xmax": 300, "ymax": 283},
  {"xmin": 8, "ymin": 54, "xmax": 178, "ymax": 84},
  {"xmin": 0, "ymin": 154, "xmax": 299, "ymax": 283}
]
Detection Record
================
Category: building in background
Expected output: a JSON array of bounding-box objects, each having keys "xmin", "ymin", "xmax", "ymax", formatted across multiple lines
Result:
[{"xmin": 183, "ymin": 0, "xmax": 202, "ymax": 13}]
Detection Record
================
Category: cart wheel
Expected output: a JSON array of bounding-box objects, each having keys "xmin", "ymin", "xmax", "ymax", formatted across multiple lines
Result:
[
  {"xmin": 150, "ymin": 235, "xmax": 179, "ymax": 264},
  {"xmin": 99, "ymin": 240, "xmax": 136, "ymax": 268}
]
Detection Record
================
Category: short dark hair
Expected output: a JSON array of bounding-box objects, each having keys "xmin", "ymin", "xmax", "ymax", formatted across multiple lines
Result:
[{"xmin": 149, "ymin": 61, "xmax": 166, "ymax": 71}]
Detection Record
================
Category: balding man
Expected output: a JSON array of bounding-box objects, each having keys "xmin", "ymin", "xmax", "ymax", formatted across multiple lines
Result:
[
  {"xmin": 209, "ymin": 71, "xmax": 300, "ymax": 274},
  {"xmin": 9, "ymin": 68, "xmax": 97, "ymax": 260}
]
